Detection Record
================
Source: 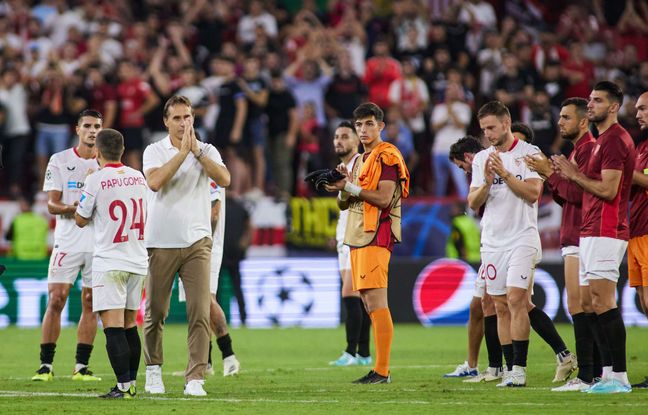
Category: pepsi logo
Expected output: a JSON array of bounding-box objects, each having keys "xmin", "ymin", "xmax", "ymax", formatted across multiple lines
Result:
[{"xmin": 412, "ymin": 259, "xmax": 477, "ymax": 326}]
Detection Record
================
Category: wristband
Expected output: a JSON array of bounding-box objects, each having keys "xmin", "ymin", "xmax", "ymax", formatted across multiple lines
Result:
[
  {"xmin": 343, "ymin": 181, "xmax": 362, "ymax": 197},
  {"xmin": 195, "ymin": 148, "xmax": 204, "ymax": 159},
  {"xmin": 338, "ymin": 191, "xmax": 350, "ymax": 201}
]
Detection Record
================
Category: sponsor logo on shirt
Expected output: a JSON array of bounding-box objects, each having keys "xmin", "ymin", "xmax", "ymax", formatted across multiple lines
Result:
[
  {"xmin": 492, "ymin": 174, "xmax": 522, "ymax": 185},
  {"xmin": 67, "ymin": 166, "xmax": 76, "ymax": 171},
  {"xmin": 67, "ymin": 181, "xmax": 84, "ymax": 189}
]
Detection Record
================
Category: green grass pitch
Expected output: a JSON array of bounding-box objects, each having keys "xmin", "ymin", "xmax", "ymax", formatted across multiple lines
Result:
[{"xmin": 1, "ymin": 324, "xmax": 647, "ymax": 414}]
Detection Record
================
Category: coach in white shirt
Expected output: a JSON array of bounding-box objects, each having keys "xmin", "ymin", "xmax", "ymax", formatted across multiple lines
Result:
[{"xmin": 142, "ymin": 95, "xmax": 230, "ymax": 397}]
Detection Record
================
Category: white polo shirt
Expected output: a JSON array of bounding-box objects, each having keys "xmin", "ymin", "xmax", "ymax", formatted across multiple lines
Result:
[{"xmin": 143, "ymin": 135, "xmax": 226, "ymax": 248}]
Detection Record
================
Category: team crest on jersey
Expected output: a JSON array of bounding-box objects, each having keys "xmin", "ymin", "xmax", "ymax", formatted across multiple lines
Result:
[{"xmin": 45, "ymin": 169, "xmax": 52, "ymax": 180}]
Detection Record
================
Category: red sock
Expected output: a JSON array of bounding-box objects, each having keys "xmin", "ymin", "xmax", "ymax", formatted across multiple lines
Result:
[{"xmin": 370, "ymin": 307, "xmax": 393, "ymax": 377}]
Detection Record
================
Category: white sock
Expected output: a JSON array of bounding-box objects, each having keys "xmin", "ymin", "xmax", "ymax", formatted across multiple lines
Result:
[
  {"xmin": 118, "ymin": 381, "xmax": 131, "ymax": 392},
  {"xmin": 74, "ymin": 363, "xmax": 87, "ymax": 373},
  {"xmin": 41, "ymin": 364, "xmax": 53, "ymax": 371},
  {"xmin": 612, "ymin": 371, "xmax": 629, "ymax": 385},
  {"xmin": 602, "ymin": 366, "xmax": 613, "ymax": 380}
]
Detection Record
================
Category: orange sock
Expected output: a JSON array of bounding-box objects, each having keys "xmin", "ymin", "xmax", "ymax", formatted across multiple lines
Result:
[{"xmin": 370, "ymin": 307, "xmax": 393, "ymax": 377}]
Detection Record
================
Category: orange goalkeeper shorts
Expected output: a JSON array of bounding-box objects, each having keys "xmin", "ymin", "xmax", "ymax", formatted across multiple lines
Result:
[
  {"xmin": 628, "ymin": 235, "xmax": 648, "ymax": 287},
  {"xmin": 350, "ymin": 245, "xmax": 391, "ymax": 291}
]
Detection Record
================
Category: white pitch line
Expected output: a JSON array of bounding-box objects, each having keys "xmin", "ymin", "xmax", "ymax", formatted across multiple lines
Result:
[
  {"xmin": 0, "ymin": 390, "xmax": 414, "ymax": 404},
  {"xmin": 1, "ymin": 391, "xmax": 647, "ymax": 406},
  {"xmin": 0, "ymin": 364, "xmax": 456, "ymax": 380}
]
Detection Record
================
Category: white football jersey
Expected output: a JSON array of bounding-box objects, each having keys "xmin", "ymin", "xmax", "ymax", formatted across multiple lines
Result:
[
  {"xmin": 470, "ymin": 139, "xmax": 543, "ymax": 253},
  {"xmin": 209, "ymin": 180, "xmax": 225, "ymax": 267},
  {"xmin": 43, "ymin": 148, "xmax": 99, "ymax": 252},
  {"xmin": 336, "ymin": 154, "xmax": 360, "ymax": 244},
  {"xmin": 77, "ymin": 163, "xmax": 149, "ymax": 274}
]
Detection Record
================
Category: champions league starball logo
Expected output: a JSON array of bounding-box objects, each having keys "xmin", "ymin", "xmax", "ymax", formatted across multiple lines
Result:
[
  {"xmin": 256, "ymin": 266, "xmax": 315, "ymax": 326},
  {"xmin": 412, "ymin": 259, "xmax": 477, "ymax": 326}
]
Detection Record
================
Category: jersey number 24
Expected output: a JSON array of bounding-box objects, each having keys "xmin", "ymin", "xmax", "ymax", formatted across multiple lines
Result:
[{"xmin": 109, "ymin": 198, "xmax": 145, "ymax": 243}]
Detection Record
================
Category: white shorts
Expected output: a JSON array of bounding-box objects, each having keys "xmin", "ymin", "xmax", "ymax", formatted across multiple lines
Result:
[
  {"xmin": 337, "ymin": 242, "xmax": 351, "ymax": 271},
  {"xmin": 474, "ymin": 263, "xmax": 486, "ymax": 298},
  {"xmin": 481, "ymin": 246, "xmax": 539, "ymax": 296},
  {"xmin": 92, "ymin": 271, "xmax": 145, "ymax": 312},
  {"xmin": 579, "ymin": 236, "xmax": 627, "ymax": 286},
  {"xmin": 179, "ymin": 251, "xmax": 223, "ymax": 302},
  {"xmin": 561, "ymin": 245, "xmax": 579, "ymax": 258},
  {"xmin": 47, "ymin": 249, "xmax": 93, "ymax": 288},
  {"xmin": 210, "ymin": 251, "xmax": 223, "ymax": 295}
]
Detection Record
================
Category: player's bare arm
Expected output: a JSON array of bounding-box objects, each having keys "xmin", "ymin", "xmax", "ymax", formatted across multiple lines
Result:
[
  {"xmin": 489, "ymin": 152, "xmax": 542, "ymax": 203},
  {"xmin": 74, "ymin": 212, "xmax": 90, "ymax": 228},
  {"xmin": 325, "ymin": 163, "xmax": 353, "ymax": 210},
  {"xmin": 632, "ymin": 170, "xmax": 648, "ymax": 189},
  {"xmin": 553, "ymin": 154, "xmax": 622, "ymax": 201},
  {"xmin": 524, "ymin": 153, "xmax": 553, "ymax": 179},
  {"xmin": 326, "ymin": 177, "xmax": 396, "ymax": 210},
  {"xmin": 146, "ymin": 124, "xmax": 193, "ymax": 191},
  {"xmin": 47, "ymin": 190, "xmax": 78, "ymax": 219}
]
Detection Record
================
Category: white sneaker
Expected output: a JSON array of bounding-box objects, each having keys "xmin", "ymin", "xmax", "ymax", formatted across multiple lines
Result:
[
  {"xmin": 329, "ymin": 351, "xmax": 357, "ymax": 366},
  {"xmin": 184, "ymin": 379, "xmax": 207, "ymax": 396},
  {"xmin": 496, "ymin": 370, "xmax": 511, "ymax": 387},
  {"xmin": 552, "ymin": 377, "xmax": 591, "ymax": 392},
  {"xmin": 443, "ymin": 361, "xmax": 479, "ymax": 378},
  {"xmin": 223, "ymin": 355, "xmax": 240, "ymax": 377},
  {"xmin": 553, "ymin": 353, "xmax": 578, "ymax": 382},
  {"xmin": 463, "ymin": 367, "xmax": 503, "ymax": 383},
  {"xmin": 145, "ymin": 365, "xmax": 165, "ymax": 394},
  {"xmin": 506, "ymin": 365, "xmax": 526, "ymax": 387}
]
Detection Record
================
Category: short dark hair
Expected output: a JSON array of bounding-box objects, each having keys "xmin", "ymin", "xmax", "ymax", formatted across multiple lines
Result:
[
  {"xmin": 511, "ymin": 122, "xmax": 535, "ymax": 143},
  {"xmin": 561, "ymin": 97, "xmax": 588, "ymax": 119},
  {"xmin": 593, "ymin": 81, "xmax": 624, "ymax": 105},
  {"xmin": 77, "ymin": 109, "xmax": 103, "ymax": 124},
  {"xmin": 353, "ymin": 102, "xmax": 384, "ymax": 122},
  {"xmin": 96, "ymin": 128, "xmax": 124, "ymax": 161},
  {"xmin": 449, "ymin": 136, "xmax": 484, "ymax": 162},
  {"xmin": 477, "ymin": 100, "xmax": 511, "ymax": 120},
  {"xmin": 336, "ymin": 120, "xmax": 356, "ymax": 132},
  {"xmin": 163, "ymin": 95, "xmax": 193, "ymax": 119}
]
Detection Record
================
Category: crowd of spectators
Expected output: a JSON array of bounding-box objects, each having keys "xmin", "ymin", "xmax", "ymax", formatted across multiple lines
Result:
[{"xmin": 0, "ymin": 0, "xmax": 647, "ymax": 201}]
